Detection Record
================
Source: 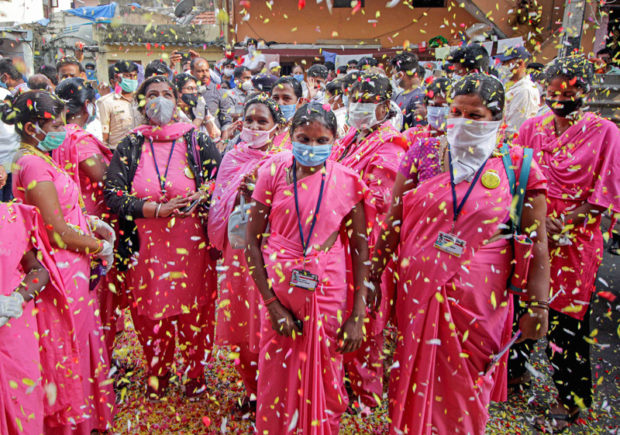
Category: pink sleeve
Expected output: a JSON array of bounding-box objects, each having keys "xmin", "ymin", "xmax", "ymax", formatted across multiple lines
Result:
[
  {"xmin": 589, "ymin": 121, "xmax": 620, "ymax": 212},
  {"xmin": 77, "ymin": 140, "xmax": 102, "ymax": 163},
  {"xmin": 252, "ymin": 158, "xmax": 278, "ymax": 206},
  {"xmin": 16, "ymin": 155, "xmax": 56, "ymax": 187}
]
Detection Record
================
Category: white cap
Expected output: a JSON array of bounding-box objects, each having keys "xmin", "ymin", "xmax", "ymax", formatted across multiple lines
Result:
[{"xmin": 269, "ymin": 61, "xmax": 280, "ymax": 70}]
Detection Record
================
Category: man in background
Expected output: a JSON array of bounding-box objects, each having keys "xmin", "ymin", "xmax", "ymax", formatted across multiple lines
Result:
[
  {"xmin": 97, "ymin": 60, "xmax": 139, "ymax": 149},
  {"xmin": 56, "ymin": 56, "xmax": 86, "ymax": 81},
  {"xmin": 496, "ymin": 46, "xmax": 540, "ymax": 135},
  {"xmin": 390, "ymin": 52, "xmax": 425, "ymax": 130},
  {"xmin": 191, "ymin": 57, "xmax": 233, "ymax": 135}
]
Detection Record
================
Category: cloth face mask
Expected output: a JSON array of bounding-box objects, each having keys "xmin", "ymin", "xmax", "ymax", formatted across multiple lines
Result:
[
  {"xmin": 240, "ymin": 125, "xmax": 277, "ymax": 148},
  {"xmin": 545, "ymin": 97, "xmax": 582, "ymax": 118},
  {"xmin": 446, "ymin": 117, "xmax": 501, "ymax": 184},
  {"xmin": 292, "ymin": 141, "xmax": 332, "ymax": 167},
  {"xmin": 145, "ymin": 96, "xmax": 176, "ymax": 126}
]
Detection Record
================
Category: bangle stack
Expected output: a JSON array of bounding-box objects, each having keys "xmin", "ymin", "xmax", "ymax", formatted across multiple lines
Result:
[
  {"xmin": 155, "ymin": 203, "xmax": 162, "ymax": 218},
  {"xmin": 527, "ymin": 300, "xmax": 550, "ymax": 311}
]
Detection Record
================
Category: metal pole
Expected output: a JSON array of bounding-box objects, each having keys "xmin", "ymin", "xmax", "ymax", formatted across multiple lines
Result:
[{"xmin": 559, "ymin": 0, "xmax": 586, "ymax": 57}]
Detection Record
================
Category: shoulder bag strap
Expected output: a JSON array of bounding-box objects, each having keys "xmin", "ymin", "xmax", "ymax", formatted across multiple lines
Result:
[{"xmin": 513, "ymin": 147, "xmax": 533, "ymax": 229}]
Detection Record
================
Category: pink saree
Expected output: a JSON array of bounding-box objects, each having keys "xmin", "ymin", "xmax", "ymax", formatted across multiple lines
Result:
[
  {"xmin": 13, "ymin": 150, "xmax": 115, "ymax": 434},
  {"xmin": 208, "ymin": 141, "xmax": 281, "ymax": 395},
  {"xmin": 252, "ymin": 153, "xmax": 366, "ymax": 434},
  {"xmin": 52, "ymin": 123, "xmax": 121, "ymax": 356},
  {"xmin": 0, "ymin": 202, "xmax": 84, "ymax": 434},
  {"xmin": 389, "ymin": 148, "xmax": 547, "ymax": 434},
  {"xmin": 331, "ymin": 121, "xmax": 407, "ymax": 405},
  {"xmin": 515, "ymin": 112, "xmax": 620, "ymax": 319}
]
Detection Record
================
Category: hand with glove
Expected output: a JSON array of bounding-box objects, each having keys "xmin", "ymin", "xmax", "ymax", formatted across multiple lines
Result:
[
  {"xmin": 193, "ymin": 95, "xmax": 207, "ymax": 121},
  {"xmin": 88, "ymin": 215, "xmax": 116, "ymax": 245},
  {"xmin": 93, "ymin": 239, "xmax": 115, "ymax": 273},
  {"xmin": 0, "ymin": 292, "xmax": 24, "ymax": 324}
]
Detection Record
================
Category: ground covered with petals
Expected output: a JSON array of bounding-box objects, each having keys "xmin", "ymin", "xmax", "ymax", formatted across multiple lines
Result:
[{"xmin": 112, "ymin": 277, "xmax": 619, "ymax": 434}]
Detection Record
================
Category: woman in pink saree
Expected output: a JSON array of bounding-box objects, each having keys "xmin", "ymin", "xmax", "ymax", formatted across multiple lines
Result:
[
  {"xmin": 271, "ymin": 76, "xmax": 303, "ymax": 149},
  {"xmin": 104, "ymin": 76, "xmax": 222, "ymax": 401},
  {"xmin": 371, "ymin": 74, "xmax": 550, "ymax": 434},
  {"xmin": 330, "ymin": 72, "xmax": 408, "ymax": 409},
  {"xmin": 208, "ymin": 95, "xmax": 286, "ymax": 410},
  {"xmin": 246, "ymin": 103, "xmax": 373, "ymax": 434},
  {"xmin": 52, "ymin": 77, "xmax": 122, "ymax": 357},
  {"xmin": 8, "ymin": 91, "xmax": 115, "ymax": 434},
  {"xmin": 0, "ymin": 202, "xmax": 53, "ymax": 434},
  {"xmin": 510, "ymin": 56, "xmax": 620, "ymax": 430}
]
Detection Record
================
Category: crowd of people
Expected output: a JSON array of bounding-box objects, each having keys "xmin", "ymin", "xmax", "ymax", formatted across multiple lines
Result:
[{"xmin": 0, "ymin": 40, "xmax": 618, "ymax": 434}]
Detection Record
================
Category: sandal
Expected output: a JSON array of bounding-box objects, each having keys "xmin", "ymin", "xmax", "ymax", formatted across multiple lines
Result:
[
  {"xmin": 534, "ymin": 405, "xmax": 580, "ymax": 433},
  {"xmin": 236, "ymin": 395, "xmax": 257, "ymax": 414}
]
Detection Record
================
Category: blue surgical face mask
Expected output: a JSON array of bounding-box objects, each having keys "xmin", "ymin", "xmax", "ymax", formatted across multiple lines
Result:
[
  {"xmin": 293, "ymin": 74, "xmax": 304, "ymax": 83},
  {"xmin": 34, "ymin": 124, "xmax": 66, "ymax": 152},
  {"xmin": 292, "ymin": 141, "xmax": 332, "ymax": 167},
  {"xmin": 279, "ymin": 104, "xmax": 296, "ymax": 121}
]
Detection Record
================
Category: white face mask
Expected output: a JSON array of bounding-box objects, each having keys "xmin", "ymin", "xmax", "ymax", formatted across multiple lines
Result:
[
  {"xmin": 241, "ymin": 80, "xmax": 254, "ymax": 93},
  {"xmin": 498, "ymin": 63, "xmax": 516, "ymax": 84},
  {"xmin": 347, "ymin": 102, "xmax": 383, "ymax": 131},
  {"xmin": 427, "ymin": 105, "xmax": 449, "ymax": 131},
  {"xmin": 447, "ymin": 117, "xmax": 501, "ymax": 184}
]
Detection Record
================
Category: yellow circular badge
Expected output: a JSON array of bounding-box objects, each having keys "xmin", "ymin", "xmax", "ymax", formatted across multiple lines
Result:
[
  {"xmin": 184, "ymin": 166, "xmax": 195, "ymax": 179},
  {"xmin": 481, "ymin": 170, "xmax": 501, "ymax": 189}
]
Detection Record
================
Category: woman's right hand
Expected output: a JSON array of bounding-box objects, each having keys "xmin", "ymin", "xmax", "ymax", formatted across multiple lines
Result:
[
  {"xmin": 267, "ymin": 300, "xmax": 302, "ymax": 338},
  {"xmin": 158, "ymin": 197, "xmax": 191, "ymax": 218},
  {"xmin": 239, "ymin": 172, "xmax": 257, "ymax": 201}
]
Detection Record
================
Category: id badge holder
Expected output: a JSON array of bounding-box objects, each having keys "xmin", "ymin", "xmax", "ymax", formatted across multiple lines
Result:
[
  {"xmin": 290, "ymin": 269, "xmax": 319, "ymax": 291},
  {"xmin": 434, "ymin": 231, "xmax": 466, "ymax": 257}
]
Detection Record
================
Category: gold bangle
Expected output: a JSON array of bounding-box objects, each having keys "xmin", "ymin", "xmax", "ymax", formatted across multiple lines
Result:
[{"xmin": 91, "ymin": 240, "xmax": 103, "ymax": 256}]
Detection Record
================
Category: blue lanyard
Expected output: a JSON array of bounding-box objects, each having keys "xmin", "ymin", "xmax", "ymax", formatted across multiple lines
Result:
[
  {"xmin": 448, "ymin": 151, "xmax": 488, "ymax": 228},
  {"xmin": 149, "ymin": 138, "xmax": 177, "ymax": 196},
  {"xmin": 293, "ymin": 159, "xmax": 326, "ymax": 258}
]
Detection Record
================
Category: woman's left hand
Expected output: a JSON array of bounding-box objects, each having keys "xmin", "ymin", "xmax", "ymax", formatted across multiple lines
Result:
[
  {"xmin": 239, "ymin": 172, "xmax": 257, "ymax": 202},
  {"xmin": 517, "ymin": 307, "xmax": 549, "ymax": 342},
  {"xmin": 338, "ymin": 313, "xmax": 365, "ymax": 353},
  {"xmin": 174, "ymin": 191, "xmax": 206, "ymax": 218}
]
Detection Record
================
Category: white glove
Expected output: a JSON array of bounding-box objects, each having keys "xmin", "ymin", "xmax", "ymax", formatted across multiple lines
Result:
[
  {"xmin": 94, "ymin": 240, "xmax": 115, "ymax": 273},
  {"xmin": 193, "ymin": 95, "xmax": 207, "ymax": 121},
  {"xmin": 0, "ymin": 292, "xmax": 24, "ymax": 319},
  {"xmin": 0, "ymin": 316, "xmax": 8, "ymax": 328},
  {"xmin": 88, "ymin": 215, "xmax": 116, "ymax": 245}
]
